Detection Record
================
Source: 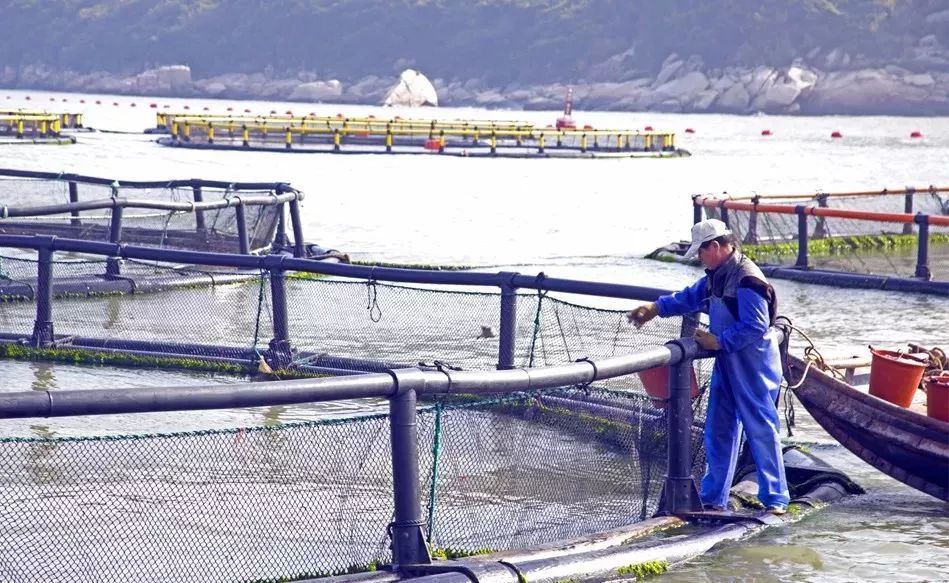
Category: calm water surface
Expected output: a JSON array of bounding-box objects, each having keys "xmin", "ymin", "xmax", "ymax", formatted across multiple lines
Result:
[{"xmin": 0, "ymin": 90, "xmax": 947, "ymax": 580}]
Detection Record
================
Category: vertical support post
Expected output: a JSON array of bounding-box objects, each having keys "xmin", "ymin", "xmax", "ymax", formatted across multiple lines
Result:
[
  {"xmin": 812, "ymin": 194, "xmax": 829, "ymax": 239},
  {"xmin": 744, "ymin": 196, "xmax": 760, "ymax": 244},
  {"xmin": 660, "ymin": 334, "xmax": 702, "ymax": 514},
  {"xmin": 106, "ymin": 206, "xmax": 124, "ymax": 276},
  {"xmin": 268, "ymin": 265, "xmax": 292, "ymax": 369},
  {"xmin": 388, "ymin": 370, "xmax": 431, "ymax": 568},
  {"xmin": 192, "ymin": 182, "xmax": 206, "ymax": 233},
  {"xmin": 273, "ymin": 203, "xmax": 289, "ymax": 249},
  {"xmin": 692, "ymin": 195, "xmax": 703, "ymax": 225},
  {"xmin": 903, "ymin": 187, "xmax": 915, "ymax": 235},
  {"xmin": 68, "ymin": 181, "xmax": 80, "ymax": 226},
  {"xmin": 719, "ymin": 202, "xmax": 730, "ymax": 228},
  {"xmin": 795, "ymin": 205, "xmax": 809, "ymax": 269},
  {"xmin": 289, "ymin": 197, "xmax": 305, "ymax": 258},
  {"xmin": 31, "ymin": 245, "xmax": 55, "ymax": 347},
  {"xmin": 235, "ymin": 202, "xmax": 250, "ymax": 255},
  {"xmin": 915, "ymin": 213, "xmax": 931, "ymax": 280},
  {"xmin": 498, "ymin": 273, "xmax": 518, "ymax": 370}
]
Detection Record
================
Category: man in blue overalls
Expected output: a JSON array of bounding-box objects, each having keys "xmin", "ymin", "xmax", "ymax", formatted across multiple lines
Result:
[{"xmin": 628, "ymin": 219, "xmax": 790, "ymax": 514}]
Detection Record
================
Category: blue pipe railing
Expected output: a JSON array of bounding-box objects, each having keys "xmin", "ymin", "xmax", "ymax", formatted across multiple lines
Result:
[{"xmin": 0, "ymin": 233, "xmax": 734, "ymax": 568}]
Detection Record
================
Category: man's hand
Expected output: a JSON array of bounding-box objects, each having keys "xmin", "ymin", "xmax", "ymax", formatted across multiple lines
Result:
[
  {"xmin": 627, "ymin": 302, "xmax": 658, "ymax": 329},
  {"xmin": 694, "ymin": 328, "xmax": 721, "ymax": 351}
]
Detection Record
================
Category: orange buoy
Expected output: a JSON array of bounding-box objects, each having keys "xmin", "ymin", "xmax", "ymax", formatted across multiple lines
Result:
[
  {"xmin": 62, "ymin": 98, "xmax": 68, "ymax": 102},
  {"xmin": 25, "ymin": 96, "xmax": 31, "ymax": 100},
  {"xmin": 269, "ymin": 110, "xmax": 276, "ymax": 114},
  {"xmin": 130, "ymin": 102, "xmax": 136, "ymax": 107},
  {"xmin": 203, "ymin": 106, "xmax": 209, "ymax": 111},
  {"xmin": 163, "ymin": 104, "xmax": 170, "ymax": 109},
  {"xmin": 910, "ymin": 131, "xmax": 923, "ymax": 139},
  {"xmin": 336, "ymin": 113, "xmax": 344, "ymax": 118},
  {"xmin": 226, "ymin": 107, "xmax": 233, "ymax": 112},
  {"xmin": 285, "ymin": 110, "xmax": 293, "ymax": 115},
  {"xmin": 868, "ymin": 348, "xmax": 928, "ymax": 408},
  {"xmin": 831, "ymin": 131, "xmax": 843, "ymax": 138},
  {"xmin": 49, "ymin": 97, "xmax": 55, "ymax": 101},
  {"xmin": 684, "ymin": 128, "xmax": 695, "ymax": 134},
  {"xmin": 761, "ymin": 129, "xmax": 773, "ymax": 136},
  {"xmin": 79, "ymin": 99, "xmax": 85, "ymax": 104},
  {"xmin": 95, "ymin": 100, "xmax": 101, "ymax": 105},
  {"xmin": 149, "ymin": 103, "xmax": 157, "ymax": 108},
  {"xmin": 368, "ymin": 114, "xmax": 376, "ymax": 119},
  {"xmin": 637, "ymin": 365, "xmax": 700, "ymax": 409},
  {"xmin": 644, "ymin": 125, "xmax": 654, "ymax": 131},
  {"xmin": 924, "ymin": 372, "xmax": 949, "ymax": 422},
  {"xmin": 583, "ymin": 124, "xmax": 594, "ymax": 130},
  {"xmin": 183, "ymin": 105, "xmax": 190, "ymax": 110}
]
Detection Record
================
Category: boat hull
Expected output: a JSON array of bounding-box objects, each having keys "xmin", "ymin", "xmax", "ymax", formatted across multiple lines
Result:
[{"xmin": 789, "ymin": 354, "xmax": 949, "ymax": 501}]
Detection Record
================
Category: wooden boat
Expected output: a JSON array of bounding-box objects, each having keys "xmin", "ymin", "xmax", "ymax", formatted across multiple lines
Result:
[{"xmin": 787, "ymin": 353, "xmax": 949, "ymax": 501}]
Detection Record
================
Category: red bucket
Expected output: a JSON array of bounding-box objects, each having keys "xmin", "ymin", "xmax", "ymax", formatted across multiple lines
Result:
[
  {"xmin": 868, "ymin": 348, "xmax": 928, "ymax": 408},
  {"xmin": 924, "ymin": 372, "xmax": 949, "ymax": 423},
  {"xmin": 638, "ymin": 365, "xmax": 699, "ymax": 409}
]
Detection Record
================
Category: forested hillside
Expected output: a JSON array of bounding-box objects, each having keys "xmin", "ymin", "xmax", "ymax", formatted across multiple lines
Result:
[{"xmin": 2, "ymin": 0, "xmax": 945, "ymax": 83}]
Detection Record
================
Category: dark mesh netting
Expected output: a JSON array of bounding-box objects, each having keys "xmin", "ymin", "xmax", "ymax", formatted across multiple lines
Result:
[
  {"xmin": 0, "ymin": 177, "xmax": 283, "ymax": 253},
  {"xmin": 704, "ymin": 196, "xmax": 949, "ymax": 280},
  {"xmin": 0, "ymin": 385, "xmax": 709, "ymax": 582}
]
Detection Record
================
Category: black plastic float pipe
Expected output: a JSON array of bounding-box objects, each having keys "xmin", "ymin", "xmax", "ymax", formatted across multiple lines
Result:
[
  {"xmin": 0, "ymin": 168, "xmax": 300, "ymax": 192},
  {"xmin": 0, "ymin": 340, "xmax": 715, "ymax": 419},
  {"xmin": 106, "ymin": 205, "xmax": 124, "ymax": 276},
  {"xmin": 0, "ymin": 191, "xmax": 302, "ymax": 218},
  {"xmin": 497, "ymin": 272, "xmax": 518, "ymax": 369},
  {"xmin": 289, "ymin": 198, "xmax": 305, "ymax": 257},
  {"xmin": 0, "ymin": 234, "xmax": 676, "ymax": 301},
  {"xmin": 30, "ymin": 246, "xmax": 54, "ymax": 347},
  {"xmin": 903, "ymin": 187, "xmax": 915, "ymax": 236},
  {"xmin": 915, "ymin": 213, "xmax": 931, "ymax": 280},
  {"xmin": 235, "ymin": 202, "xmax": 250, "ymax": 254},
  {"xmin": 388, "ymin": 369, "xmax": 432, "ymax": 567},
  {"xmin": 795, "ymin": 204, "xmax": 809, "ymax": 269},
  {"xmin": 191, "ymin": 181, "xmax": 206, "ymax": 232},
  {"xmin": 68, "ymin": 181, "xmax": 80, "ymax": 226}
]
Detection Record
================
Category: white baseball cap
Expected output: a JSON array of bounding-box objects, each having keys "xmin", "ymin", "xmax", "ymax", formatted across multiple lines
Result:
[{"xmin": 683, "ymin": 219, "xmax": 732, "ymax": 259}]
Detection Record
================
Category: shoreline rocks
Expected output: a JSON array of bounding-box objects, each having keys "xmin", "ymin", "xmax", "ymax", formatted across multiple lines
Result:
[{"xmin": 3, "ymin": 56, "xmax": 949, "ymax": 116}]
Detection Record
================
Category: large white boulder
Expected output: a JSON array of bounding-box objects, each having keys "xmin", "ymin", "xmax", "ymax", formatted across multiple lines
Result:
[{"xmin": 384, "ymin": 69, "xmax": 438, "ymax": 107}]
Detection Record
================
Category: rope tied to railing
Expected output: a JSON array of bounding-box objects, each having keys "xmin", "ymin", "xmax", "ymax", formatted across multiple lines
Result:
[
  {"xmin": 366, "ymin": 267, "xmax": 382, "ymax": 323},
  {"xmin": 528, "ymin": 273, "xmax": 548, "ymax": 367}
]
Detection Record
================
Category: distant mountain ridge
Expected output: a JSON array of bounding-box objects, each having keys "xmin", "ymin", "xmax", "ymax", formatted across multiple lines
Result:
[{"xmin": 2, "ymin": 0, "xmax": 948, "ymax": 114}]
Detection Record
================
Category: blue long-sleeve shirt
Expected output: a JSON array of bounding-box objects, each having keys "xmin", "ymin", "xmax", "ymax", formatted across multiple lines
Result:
[{"xmin": 656, "ymin": 276, "xmax": 772, "ymax": 353}]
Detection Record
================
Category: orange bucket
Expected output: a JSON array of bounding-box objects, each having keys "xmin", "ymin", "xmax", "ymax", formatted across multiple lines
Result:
[
  {"xmin": 868, "ymin": 348, "xmax": 928, "ymax": 408},
  {"xmin": 638, "ymin": 365, "xmax": 699, "ymax": 409},
  {"xmin": 924, "ymin": 372, "xmax": 949, "ymax": 423}
]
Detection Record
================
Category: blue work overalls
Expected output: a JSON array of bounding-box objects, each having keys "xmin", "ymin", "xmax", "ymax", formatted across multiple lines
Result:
[{"xmin": 656, "ymin": 252, "xmax": 790, "ymax": 509}]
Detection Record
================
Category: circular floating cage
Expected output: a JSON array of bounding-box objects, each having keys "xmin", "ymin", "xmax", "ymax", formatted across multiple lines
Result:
[
  {"xmin": 0, "ymin": 111, "xmax": 82, "ymax": 144},
  {"xmin": 152, "ymin": 113, "xmax": 689, "ymax": 158}
]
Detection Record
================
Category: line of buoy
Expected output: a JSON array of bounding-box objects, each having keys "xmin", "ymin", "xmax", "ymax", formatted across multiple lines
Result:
[
  {"xmin": 831, "ymin": 131, "xmax": 843, "ymax": 138},
  {"xmin": 761, "ymin": 129, "xmax": 773, "ymax": 136},
  {"xmin": 910, "ymin": 131, "xmax": 923, "ymax": 138},
  {"xmin": 684, "ymin": 128, "xmax": 695, "ymax": 134}
]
